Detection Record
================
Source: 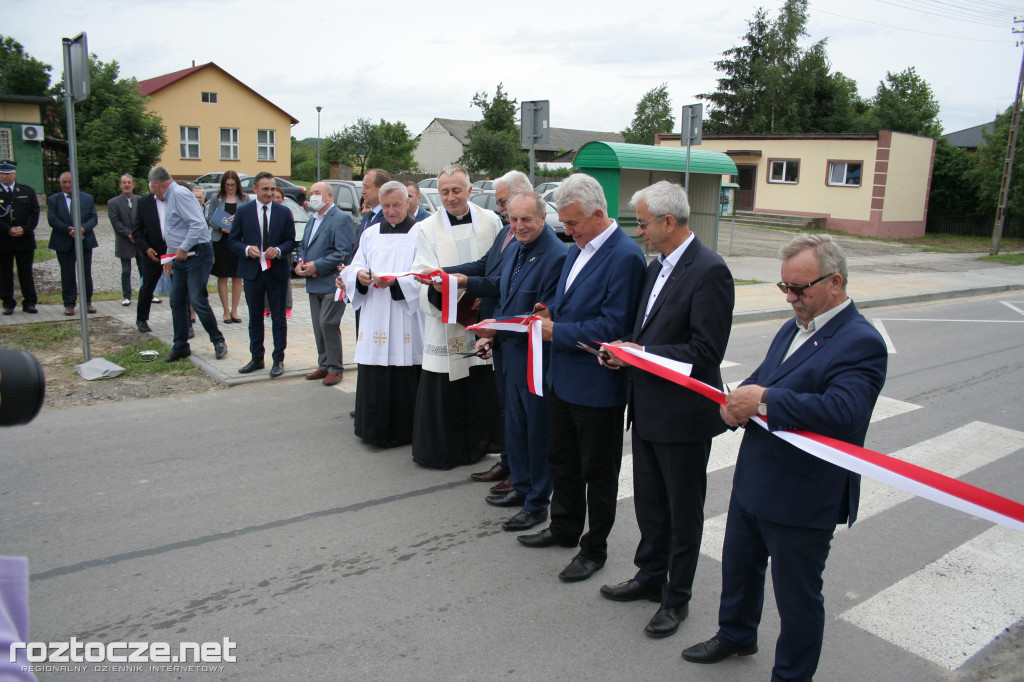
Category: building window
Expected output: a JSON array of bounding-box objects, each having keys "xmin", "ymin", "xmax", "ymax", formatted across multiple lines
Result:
[
  {"xmin": 0, "ymin": 128, "xmax": 12, "ymax": 162},
  {"xmin": 201, "ymin": 92, "xmax": 218, "ymax": 103},
  {"xmin": 828, "ymin": 161, "xmax": 862, "ymax": 187},
  {"xmin": 179, "ymin": 126, "xmax": 200, "ymax": 159},
  {"xmin": 768, "ymin": 159, "xmax": 799, "ymax": 184},
  {"xmin": 220, "ymin": 128, "xmax": 239, "ymax": 161},
  {"xmin": 257, "ymin": 129, "xmax": 276, "ymax": 161}
]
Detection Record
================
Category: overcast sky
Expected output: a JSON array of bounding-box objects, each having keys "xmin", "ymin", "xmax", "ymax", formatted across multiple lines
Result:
[{"xmin": 7, "ymin": 0, "xmax": 1021, "ymax": 143}]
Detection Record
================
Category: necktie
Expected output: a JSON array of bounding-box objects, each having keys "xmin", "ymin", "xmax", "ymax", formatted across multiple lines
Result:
[
  {"xmin": 500, "ymin": 229, "xmax": 515, "ymax": 252},
  {"xmin": 127, "ymin": 197, "xmax": 132, "ymax": 210},
  {"xmin": 262, "ymin": 205, "xmax": 270, "ymax": 251},
  {"xmin": 509, "ymin": 244, "xmax": 526, "ymax": 289}
]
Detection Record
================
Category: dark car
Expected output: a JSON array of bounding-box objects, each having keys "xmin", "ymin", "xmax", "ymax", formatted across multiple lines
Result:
[
  {"xmin": 280, "ymin": 196, "xmax": 309, "ymax": 279},
  {"xmin": 240, "ymin": 175, "xmax": 307, "ymax": 204}
]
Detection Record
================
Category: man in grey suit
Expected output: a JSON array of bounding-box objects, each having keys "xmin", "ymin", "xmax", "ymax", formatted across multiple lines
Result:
[
  {"xmin": 108, "ymin": 173, "xmax": 142, "ymax": 306},
  {"xmin": 294, "ymin": 181, "xmax": 355, "ymax": 386}
]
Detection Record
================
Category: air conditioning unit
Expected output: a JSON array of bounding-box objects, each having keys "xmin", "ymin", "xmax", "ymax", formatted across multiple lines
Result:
[{"xmin": 21, "ymin": 125, "xmax": 44, "ymax": 142}]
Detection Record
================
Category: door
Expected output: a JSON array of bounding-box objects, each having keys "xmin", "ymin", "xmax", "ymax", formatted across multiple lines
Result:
[{"xmin": 735, "ymin": 165, "xmax": 757, "ymax": 211}]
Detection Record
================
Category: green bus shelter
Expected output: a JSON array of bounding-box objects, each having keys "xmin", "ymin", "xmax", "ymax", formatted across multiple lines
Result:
[{"xmin": 573, "ymin": 141, "xmax": 738, "ymax": 252}]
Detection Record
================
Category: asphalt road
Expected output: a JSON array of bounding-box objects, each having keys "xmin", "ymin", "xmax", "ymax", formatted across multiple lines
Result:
[{"xmin": 2, "ymin": 293, "xmax": 1022, "ymax": 681}]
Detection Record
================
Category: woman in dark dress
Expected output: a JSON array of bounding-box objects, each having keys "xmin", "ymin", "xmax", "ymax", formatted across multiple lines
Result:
[{"xmin": 206, "ymin": 170, "xmax": 247, "ymax": 324}]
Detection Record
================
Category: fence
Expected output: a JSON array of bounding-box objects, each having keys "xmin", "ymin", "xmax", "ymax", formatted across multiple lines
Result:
[{"xmin": 927, "ymin": 212, "xmax": 1023, "ymax": 240}]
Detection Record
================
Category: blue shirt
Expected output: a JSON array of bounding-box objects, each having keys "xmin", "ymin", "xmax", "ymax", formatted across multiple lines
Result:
[{"xmin": 162, "ymin": 181, "xmax": 211, "ymax": 252}]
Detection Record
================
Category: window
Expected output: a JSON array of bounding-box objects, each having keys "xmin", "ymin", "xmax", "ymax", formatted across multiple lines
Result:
[
  {"xmin": 257, "ymin": 129, "xmax": 276, "ymax": 161},
  {"xmin": 219, "ymin": 128, "xmax": 239, "ymax": 161},
  {"xmin": 201, "ymin": 92, "xmax": 218, "ymax": 103},
  {"xmin": 179, "ymin": 126, "xmax": 200, "ymax": 159},
  {"xmin": 828, "ymin": 161, "xmax": 862, "ymax": 187},
  {"xmin": 0, "ymin": 128, "xmax": 12, "ymax": 162},
  {"xmin": 768, "ymin": 160, "xmax": 799, "ymax": 184}
]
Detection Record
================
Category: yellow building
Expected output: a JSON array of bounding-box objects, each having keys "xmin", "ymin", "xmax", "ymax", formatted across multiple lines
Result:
[
  {"xmin": 138, "ymin": 62, "xmax": 297, "ymax": 181},
  {"xmin": 656, "ymin": 131, "xmax": 936, "ymax": 239}
]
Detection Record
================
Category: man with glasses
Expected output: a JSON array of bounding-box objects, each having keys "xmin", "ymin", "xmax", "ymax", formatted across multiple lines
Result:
[{"xmin": 682, "ymin": 233, "xmax": 887, "ymax": 681}]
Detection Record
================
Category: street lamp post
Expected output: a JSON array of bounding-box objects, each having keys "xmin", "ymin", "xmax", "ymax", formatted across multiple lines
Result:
[{"xmin": 316, "ymin": 106, "xmax": 322, "ymax": 181}]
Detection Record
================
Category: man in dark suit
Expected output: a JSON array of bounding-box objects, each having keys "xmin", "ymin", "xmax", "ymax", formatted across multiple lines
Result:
[
  {"xmin": 0, "ymin": 160, "xmax": 40, "ymax": 314},
  {"xmin": 108, "ymin": 173, "xmax": 142, "ymax": 306},
  {"xmin": 517, "ymin": 173, "xmax": 647, "ymax": 583},
  {"xmin": 294, "ymin": 182, "xmax": 354, "ymax": 386},
  {"xmin": 131, "ymin": 185, "xmax": 167, "ymax": 333},
  {"xmin": 467, "ymin": 191, "xmax": 567, "ymax": 531},
  {"xmin": 47, "ymin": 171, "xmax": 98, "ymax": 315},
  {"xmin": 682, "ymin": 234, "xmax": 887, "ymax": 681},
  {"xmin": 353, "ymin": 168, "xmax": 389, "ymax": 255},
  {"xmin": 404, "ymin": 182, "xmax": 432, "ymax": 223},
  {"xmin": 229, "ymin": 171, "xmax": 295, "ymax": 377},
  {"xmin": 598, "ymin": 181, "xmax": 734, "ymax": 638}
]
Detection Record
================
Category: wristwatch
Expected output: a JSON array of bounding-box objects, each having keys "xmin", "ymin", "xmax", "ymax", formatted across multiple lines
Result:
[{"xmin": 756, "ymin": 388, "xmax": 769, "ymax": 416}]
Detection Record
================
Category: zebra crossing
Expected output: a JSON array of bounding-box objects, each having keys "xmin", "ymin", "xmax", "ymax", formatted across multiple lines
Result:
[{"xmin": 614, "ymin": 373, "xmax": 1024, "ymax": 672}]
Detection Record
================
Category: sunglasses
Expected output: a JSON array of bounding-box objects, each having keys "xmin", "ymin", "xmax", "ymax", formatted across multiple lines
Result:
[{"xmin": 776, "ymin": 273, "xmax": 833, "ymax": 296}]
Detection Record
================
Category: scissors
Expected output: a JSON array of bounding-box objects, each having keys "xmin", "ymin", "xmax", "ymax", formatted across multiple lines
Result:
[
  {"xmin": 455, "ymin": 340, "xmax": 493, "ymax": 358},
  {"xmin": 576, "ymin": 341, "xmax": 611, "ymax": 362}
]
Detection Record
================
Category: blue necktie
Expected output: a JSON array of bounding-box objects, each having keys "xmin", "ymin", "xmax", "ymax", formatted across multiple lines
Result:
[{"xmin": 509, "ymin": 244, "xmax": 526, "ymax": 289}]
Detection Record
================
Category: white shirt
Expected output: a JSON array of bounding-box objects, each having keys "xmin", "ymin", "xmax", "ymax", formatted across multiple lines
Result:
[
  {"xmin": 565, "ymin": 221, "xmax": 618, "ymax": 289},
  {"xmin": 643, "ymin": 232, "xmax": 694, "ymax": 325},
  {"xmin": 155, "ymin": 197, "xmax": 167, "ymax": 239},
  {"xmin": 256, "ymin": 200, "xmax": 274, "ymax": 249},
  {"xmin": 784, "ymin": 297, "xmax": 852, "ymax": 360}
]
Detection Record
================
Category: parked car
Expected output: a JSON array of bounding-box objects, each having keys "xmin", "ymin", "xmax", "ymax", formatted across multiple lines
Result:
[
  {"xmin": 240, "ymin": 175, "xmax": 307, "ymax": 204},
  {"xmin": 472, "ymin": 179, "xmax": 495, "ymax": 192},
  {"xmin": 469, "ymin": 190, "xmax": 498, "ymax": 212},
  {"xmin": 280, "ymin": 196, "xmax": 310, "ymax": 278},
  {"xmin": 419, "ymin": 188, "xmax": 445, "ymax": 213},
  {"xmin": 417, "ymin": 178, "xmax": 438, "ymax": 189},
  {"xmin": 534, "ymin": 181, "xmax": 561, "ymax": 195},
  {"xmin": 470, "ymin": 192, "xmax": 569, "ymax": 242},
  {"xmin": 193, "ymin": 171, "xmax": 251, "ymax": 194},
  {"xmin": 321, "ymin": 180, "xmax": 362, "ymax": 224}
]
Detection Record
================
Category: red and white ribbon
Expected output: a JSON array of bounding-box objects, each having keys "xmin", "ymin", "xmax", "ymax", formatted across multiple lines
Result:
[
  {"xmin": 160, "ymin": 254, "xmax": 175, "ymax": 265},
  {"xmin": 467, "ymin": 315, "xmax": 546, "ymax": 396},
  {"xmin": 334, "ymin": 287, "xmax": 345, "ymax": 302},
  {"xmin": 260, "ymin": 251, "xmax": 271, "ymax": 271},
  {"xmin": 599, "ymin": 343, "xmax": 1024, "ymax": 533}
]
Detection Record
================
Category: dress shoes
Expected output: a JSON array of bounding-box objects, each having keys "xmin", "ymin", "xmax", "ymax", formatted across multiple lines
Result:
[
  {"xmin": 270, "ymin": 361, "xmax": 284, "ymax": 378},
  {"xmin": 136, "ymin": 320, "xmax": 152, "ymax": 333},
  {"xmin": 322, "ymin": 372, "xmax": 342, "ymax": 386},
  {"xmin": 121, "ymin": 298, "xmax": 131, "ymax": 306},
  {"xmin": 162, "ymin": 349, "xmax": 191, "ymax": 363},
  {"xmin": 86, "ymin": 304, "xmax": 97, "ymax": 313},
  {"xmin": 485, "ymin": 491, "xmax": 525, "ymax": 508},
  {"xmin": 502, "ymin": 508, "xmax": 548, "ymax": 531},
  {"xmin": 490, "ymin": 478, "xmax": 513, "ymax": 494},
  {"xmin": 152, "ymin": 297, "xmax": 162, "ymax": 304},
  {"xmin": 471, "ymin": 463, "xmax": 510, "ymax": 482},
  {"xmin": 2, "ymin": 307, "xmax": 13, "ymax": 315},
  {"xmin": 645, "ymin": 604, "xmax": 688, "ymax": 638},
  {"xmin": 238, "ymin": 359, "xmax": 265, "ymax": 374},
  {"xmin": 681, "ymin": 636, "xmax": 758, "ymax": 664},
  {"xmin": 64, "ymin": 307, "xmax": 75, "ymax": 316},
  {"xmin": 23, "ymin": 305, "xmax": 37, "ymax": 314},
  {"xmin": 558, "ymin": 553, "xmax": 604, "ymax": 582},
  {"xmin": 517, "ymin": 527, "xmax": 577, "ymax": 549},
  {"xmin": 306, "ymin": 368, "xmax": 328, "ymax": 380},
  {"xmin": 600, "ymin": 578, "xmax": 663, "ymax": 603},
  {"xmin": 214, "ymin": 341, "xmax": 228, "ymax": 359}
]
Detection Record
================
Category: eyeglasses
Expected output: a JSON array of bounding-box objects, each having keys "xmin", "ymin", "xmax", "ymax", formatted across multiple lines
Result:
[
  {"xmin": 637, "ymin": 215, "xmax": 667, "ymax": 229},
  {"xmin": 776, "ymin": 273, "xmax": 834, "ymax": 296},
  {"xmin": 495, "ymin": 197, "xmax": 509, "ymax": 208}
]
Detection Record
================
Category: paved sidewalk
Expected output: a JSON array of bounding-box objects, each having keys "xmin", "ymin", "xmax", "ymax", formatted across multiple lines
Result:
[{"xmin": 3, "ymin": 251, "xmax": 1022, "ymax": 386}]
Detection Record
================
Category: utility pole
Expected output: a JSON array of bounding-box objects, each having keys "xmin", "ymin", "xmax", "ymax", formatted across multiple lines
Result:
[{"xmin": 990, "ymin": 19, "xmax": 1024, "ymax": 255}]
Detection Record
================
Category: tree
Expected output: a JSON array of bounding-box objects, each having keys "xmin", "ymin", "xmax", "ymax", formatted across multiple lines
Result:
[
  {"xmin": 459, "ymin": 84, "xmax": 526, "ymax": 176},
  {"xmin": 870, "ymin": 67, "xmax": 942, "ymax": 137},
  {"xmin": 622, "ymin": 83, "xmax": 675, "ymax": 145},
  {"xmin": 0, "ymin": 35, "xmax": 51, "ymax": 96},
  {"xmin": 965, "ymin": 107, "xmax": 1024, "ymax": 216},
  {"xmin": 52, "ymin": 55, "xmax": 166, "ymax": 199},
  {"xmin": 291, "ymin": 136, "xmax": 317, "ymax": 181},
  {"xmin": 929, "ymin": 138, "xmax": 982, "ymax": 217},
  {"xmin": 322, "ymin": 118, "xmax": 419, "ymax": 176}
]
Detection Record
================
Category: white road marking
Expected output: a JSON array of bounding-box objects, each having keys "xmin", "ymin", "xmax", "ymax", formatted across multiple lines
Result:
[
  {"xmin": 875, "ymin": 318, "xmax": 1024, "ymax": 324},
  {"xmin": 840, "ymin": 525, "xmax": 1024, "ymax": 671},
  {"xmin": 871, "ymin": 318, "xmax": 897, "ymax": 354},
  {"xmin": 999, "ymin": 300, "xmax": 1024, "ymax": 316}
]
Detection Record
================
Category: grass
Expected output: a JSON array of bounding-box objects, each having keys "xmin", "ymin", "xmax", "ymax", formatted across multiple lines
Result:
[
  {"xmin": 735, "ymin": 279, "xmax": 766, "ymax": 286},
  {"xmin": 742, "ymin": 223, "xmax": 1024, "ymax": 256},
  {"xmin": 0, "ymin": 320, "xmax": 79, "ymax": 350},
  {"xmin": 980, "ymin": 253, "xmax": 1024, "ymax": 265},
  {"xmin": 101, "ymin": 339, "xmax": 200, "ymax": 377},
  {"xmin": 34, "ymin": 239, "xmax": 55, "ymax": 262}
]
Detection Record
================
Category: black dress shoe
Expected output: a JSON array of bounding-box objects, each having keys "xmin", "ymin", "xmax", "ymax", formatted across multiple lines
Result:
[
  {"xmin": 517, "ymin": 528, "xmax": 577, "ymax": 548},
  {"xmin": 270, "ymin": 361, "xmax": 284, "ymax": 378},
  {"xmin": 162, "ymin": 349, "xmax": 191, "ymax": 363},
  {"xmin": 2, "ymin": 307, "xmax": 13, "ymax": 315},
  {"xmin": 681, "ymin": 636, "xmax": 758, "ymax": 664},
  {"xmin": 239, "ymin": 359, "xmax": 265, "ymax": 374},
  {"xmin": 645, "ymin": 604, "xmax": 689, "ymax": 638},
  {"xmin": 486, "ymin": 491, "xmax": 525, "ymax": 508},
  {"xmin": 502, "ymin": 508, "xmax": 548, "ymax": 531},
  {"xmin": 600, "ymin": 578, "xmax": 663, "ymax": 602},
  {"xmin": 137, "ymin": 320, "xmax": 152, "ymax": 333},
  {"xmin": 23, "ymin": 305, "xmax": 37, "ymax": 314},
  {"xmin": 214, "ymin": 341, "xmax": 228, "ymax": 359},
  {"xmin": 558, "ymin": 553, "xmax": 604, "ymax": 582},
  {"xmin": 471, "ymin": 463, "xmax": 510, "ymax": 482}
]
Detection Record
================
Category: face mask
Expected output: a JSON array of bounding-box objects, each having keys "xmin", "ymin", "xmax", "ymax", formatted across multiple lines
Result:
[{"xmin": 307, "ymin": 195, "xmax": 325, "ymax": 211}]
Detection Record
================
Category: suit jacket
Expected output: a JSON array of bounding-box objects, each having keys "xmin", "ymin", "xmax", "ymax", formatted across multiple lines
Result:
[
  {"xmin": 205, "ymin": 194, "xmax": 249, "ymax": 242},
  {"xmin": 353, "ymin": 205, "xmax": 383, "ymax": 256},
  {"xmin": 732, "ymin": 301, "xmax": 887, "ymax": 529},
  {"xmin": 131, "ymin": 193, "xmax": 167, "ymax": 256},
  {"xmin": 228, "ymin": 200, "xmax": 296, "ymax": 281},
  {"xmin": 446, "ymin": 224, "xmax": 513, "ymax": 321},
  {"xmin": 547, "ymin": 224, "xmax": 647, "ymax": 407},
  {"xmin": 626, "ymin": 236, "xmax": 734, "ymax": 443},
  {"xmin": 492, "ymin": 226, "xmax": 567, "ymax": 384},
  {"xmin": 0, "ymin": 182, "xmax": 40, "ymax": 252},
  {"xmin": 107, "ymin": 192, "xmax": 138, "ymax": 259},
  {"xmin": 412, "ymin": 207, "xmax": 431, "ymax": 223},
  {"xmin": 47, "ymin": 191, "xmax": 98, "ymax": 252},
  {"xmin": 296, "ymin": 204, "xmax": 354, "ymax": 294}
]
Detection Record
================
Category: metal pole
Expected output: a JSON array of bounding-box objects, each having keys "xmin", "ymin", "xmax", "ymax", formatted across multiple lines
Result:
[
  {"xmin": 62, "ymin": 38, "xmax": 89, "ymax": 360},
  {"xmin": 316, "ymin": 106, "xmax": 322, "ymax": 181}
]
